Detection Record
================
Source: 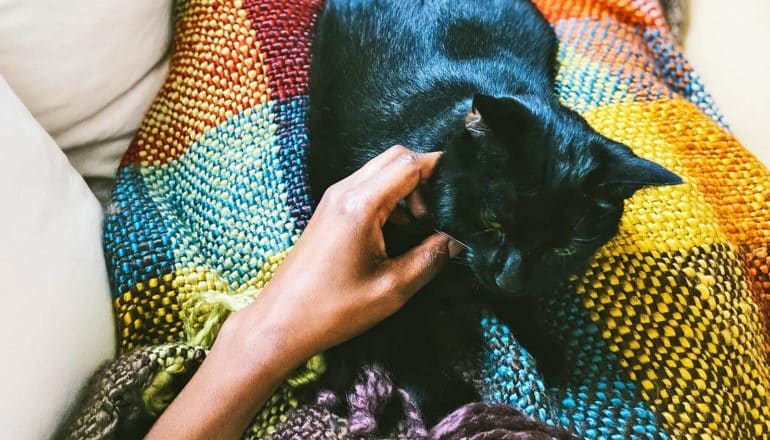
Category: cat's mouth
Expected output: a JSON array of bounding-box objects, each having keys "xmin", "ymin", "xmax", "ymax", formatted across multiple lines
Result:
[
  {"xmin": 474, "ymin": 268, "xmax": 565, "ymax": 298},
  {"xmin": 467, "ymin": 254, "xmax": 529, "ymax": 297},
  {"xmin": 463, "ymin": 245, "xmax": 530, "ymax": 296}
]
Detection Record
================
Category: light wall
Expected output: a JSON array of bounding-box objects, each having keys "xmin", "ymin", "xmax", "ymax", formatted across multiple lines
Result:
[{"xmin": 684, "ymin": 0, "xmax": 770, "ymax": 165}]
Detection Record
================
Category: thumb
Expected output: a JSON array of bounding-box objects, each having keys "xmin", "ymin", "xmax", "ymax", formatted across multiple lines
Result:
[{"xmin": 388, "ymin": 233, "xmax": 464, "ymax": 299}]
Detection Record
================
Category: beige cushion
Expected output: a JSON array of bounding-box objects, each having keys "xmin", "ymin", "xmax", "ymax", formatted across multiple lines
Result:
[
  {"xmin": 0, "ymin": 76, "xmax": 115, "ymax": 439},
  {"xmin": 0, "ymin": 0, "xmax": 174, "ymax": 202},
  {"xmin": 684, "ymin": 0, "xmax": 770, "ymax": 165}
]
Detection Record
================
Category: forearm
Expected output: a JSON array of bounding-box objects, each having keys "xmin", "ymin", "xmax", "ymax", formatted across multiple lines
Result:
[{"xmin": 145, "ymin": 309, "xmax": 301, "ymax": 440}]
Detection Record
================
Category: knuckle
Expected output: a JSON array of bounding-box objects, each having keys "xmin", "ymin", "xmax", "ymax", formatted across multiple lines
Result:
[
  {"xmin": 373, "ymin": 272, "xmax": 400, "ymax": 298},
  {"xmin": 339, "ymin": 191, "xmax": 371, "ymax": 217},
  {"xmin": 416, "ymin": 243, "xmax": 447, "ymax": 271},
  {"xmin": 425, "ymin": 246, "xmax": 446, "ymax": 267},
  {"xmin": 397, "ymin": 149, "xmax": 420, "ymax": 167},
  {"xmin": 386, "ymin": 145, "xmax": 418, "ymax": 165},
  {"xmin": 321, "ymin": 182, "xmax": 376, "ymax": 219},
  {"xmin": 388, "ymin": 144, "xmax": 410, "ymax": 155},
  {"xmin": 321, "ymin": 183, "xmax": 344, "ymax": 205}
]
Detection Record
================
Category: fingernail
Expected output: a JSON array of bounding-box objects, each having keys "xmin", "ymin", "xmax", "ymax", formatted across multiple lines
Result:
[{"xmin": 447, "ymin": 239, "xmax": 465, "ymax": 258}]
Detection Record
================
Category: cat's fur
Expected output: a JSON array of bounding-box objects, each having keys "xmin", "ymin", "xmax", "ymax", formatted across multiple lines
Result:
[{"xmin": 307, "ymin": 0, "xmax": 681, "ymax": 426}]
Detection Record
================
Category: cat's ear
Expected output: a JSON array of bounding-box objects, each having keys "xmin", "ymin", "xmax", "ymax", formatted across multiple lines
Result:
[
  {"xmin": 465, "ymin": 94, "xmax": 532, "ymax": 137},
  {"xmin": 596, "ymin": 141, "xmax": 683, "ymax": 199},
  {"xmin": 464, "ymin": 106, "xmax": 488, "ymax": 136}
]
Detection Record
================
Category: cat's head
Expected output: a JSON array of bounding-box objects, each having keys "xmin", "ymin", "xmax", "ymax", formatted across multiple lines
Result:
[{"xmin": 426, "ymin": 94, "xmax": 682, "ymax": 297}]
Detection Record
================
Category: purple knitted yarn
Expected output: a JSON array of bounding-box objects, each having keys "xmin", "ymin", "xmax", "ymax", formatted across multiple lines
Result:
[
  {"xmin": 347, "ymin": 366, "xmax": 394, "ymax": 435},
  {"xmin": 347, "ymin": 366, "xmax": 427, "ymax": 438},
  {"xmin": 316, "ymin": 390, "xmax": 340, "ymax": 407},
  {"xmin": 270, "ymin": 367, "xmax": 579, "ymax": 439},
  {"xmin": 397, "ymin": 389, "xmax": 428, "ymax": 438},
  {"xmin": 429, "ymin": 403, "xmax": 580, "ymax": 440}
]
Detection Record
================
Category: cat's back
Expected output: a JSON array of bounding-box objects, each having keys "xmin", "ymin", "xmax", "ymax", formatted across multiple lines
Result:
[
  {"xmin": 315, "ymin": 0, "xmax": 553, "ymax": 70},
  {"xmin": 311, "ymin": 0, "xmax": 555, "ymax": 130},
  {"xmin": 309, "ymin": 0, "xmax": 556, "ymax": 195}
]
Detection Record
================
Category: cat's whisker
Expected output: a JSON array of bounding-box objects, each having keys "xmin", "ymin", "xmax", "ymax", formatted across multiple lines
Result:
[{"xmin": 434, "ymin": 229, "xmax": 472, "ymax": 250}]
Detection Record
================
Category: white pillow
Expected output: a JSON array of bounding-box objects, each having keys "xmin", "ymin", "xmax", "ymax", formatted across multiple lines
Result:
[
  {"xmin": 0, "ymin": 76, "xmax": 115, "ymax": 439},
  {"xmin": 0, "ymin": 0, "xmax": 173, "ymax": 202}
]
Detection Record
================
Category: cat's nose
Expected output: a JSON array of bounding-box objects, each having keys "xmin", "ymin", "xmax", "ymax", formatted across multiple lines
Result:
[{"xmin": 495, "ymin": 251, "xmax": 522, "ymax": 293}]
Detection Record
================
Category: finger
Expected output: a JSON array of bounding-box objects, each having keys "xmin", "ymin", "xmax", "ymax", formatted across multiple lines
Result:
[
  {"xmin": 366, "ymin": 151, "xmax": 442, "ymax": 223},
  {"xmin": 385, "ymin": 233, "xmax": 462, "ymax": 299},
  {"xmin": 405, "ymin": 190, "xmax": 429, "ymax": 219},
  {"xmin": 346, "ymin": 145, "xmax": 415, "ymax": 184}
]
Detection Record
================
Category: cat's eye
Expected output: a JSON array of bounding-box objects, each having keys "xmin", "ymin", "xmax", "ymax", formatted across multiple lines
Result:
[
  {"xmin": 553, "ymin": 246, "xmax": 575, "ymax": 256},
  {"xmin": 481, "ymin": 209, "xmax": 502, "ymax": 230}
]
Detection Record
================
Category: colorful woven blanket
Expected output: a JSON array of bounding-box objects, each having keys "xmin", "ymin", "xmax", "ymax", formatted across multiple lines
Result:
[{"xmin": 67, "ymin": 0, "xmax": 770, "ymax": 438}]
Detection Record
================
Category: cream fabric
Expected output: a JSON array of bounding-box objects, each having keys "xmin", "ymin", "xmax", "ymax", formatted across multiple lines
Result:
[
  {"xmin": 0, "ymin": 0, "xmax": 174, "ymax": 203},
  {"xmin": 0, "ymin": 76, "xmax": 115, "ymax": 439}
]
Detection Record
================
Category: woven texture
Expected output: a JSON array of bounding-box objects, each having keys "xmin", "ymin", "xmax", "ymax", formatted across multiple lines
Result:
[{"xmin": 84, "ymin": 0, "xmax": 770, "ymax": 438}]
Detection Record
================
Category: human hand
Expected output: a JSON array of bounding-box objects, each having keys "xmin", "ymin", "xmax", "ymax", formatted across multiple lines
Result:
[
  {"xmin": 225, "ymin": 145, "xmax": 464, "ymax": 371},
  {"xmin": 147, "ymin": 146, "xmax": 463, "ymax": 440}
]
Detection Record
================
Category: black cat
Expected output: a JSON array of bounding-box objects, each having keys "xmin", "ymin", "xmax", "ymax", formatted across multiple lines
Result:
[{"xmin": 307, "ymin": 0, "xmax": 681, "ymax": 426}]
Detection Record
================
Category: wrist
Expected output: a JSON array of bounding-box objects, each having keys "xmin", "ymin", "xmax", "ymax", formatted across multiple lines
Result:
[
  {"xmin": 147, "ymin": 307, "xmax": 304, "ymax": 440},
  {"xmin": 214, "ymin": 309, "xmax": 302, "ymax": 383}
]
